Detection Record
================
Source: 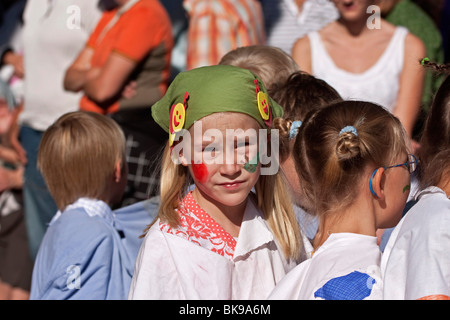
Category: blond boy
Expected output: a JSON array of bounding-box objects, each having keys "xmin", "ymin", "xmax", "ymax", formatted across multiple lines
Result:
[{"xmin": 30, "ymin": 111, "xmax": 134, "ymax": 299}]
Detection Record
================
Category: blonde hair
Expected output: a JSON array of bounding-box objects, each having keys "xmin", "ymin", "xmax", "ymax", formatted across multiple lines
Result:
[
  {"xmin": 147, "ymin": 138, "xmax": 303, "ymax": 261},
  {"xmin": 219, "ymin": 45, "xmax": 299, "ymax": 94},
  {"xmin": 38, "ymin": 111, "xmax": 126, "ymax": 211},
  {"xmin": 294, "ymin": 101, "xmax": 409, "ymax": 216}
]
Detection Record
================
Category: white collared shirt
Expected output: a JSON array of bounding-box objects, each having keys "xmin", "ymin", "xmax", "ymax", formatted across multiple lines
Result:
[
  {"xmin": 128, "ymin": 192, "xmax": 303, "ymax": 299},
  {"xmin": 381, "ymin": 186, "xmax": 450, "ymax": 300}
]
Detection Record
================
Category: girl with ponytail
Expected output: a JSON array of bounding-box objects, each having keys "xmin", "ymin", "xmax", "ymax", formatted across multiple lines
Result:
[{"xmin": 270, "ymin": 100, "xmax": 414, "ymax": 300}]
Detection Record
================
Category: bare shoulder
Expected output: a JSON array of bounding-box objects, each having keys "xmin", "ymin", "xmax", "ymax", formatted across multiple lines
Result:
[
  {"xmin": 292, "ymin": 36, "xmax": 312, "ymax": 73},
  {"xmin": 292, "ymin": 36, "xmax": 311, "ymax": 57},
  {"xmin": 404, "ymin": 32, "xmax": 426, "ymax": 54},
  {"xmin": 402, "ymin": 31, "xmax": 427, "ymax": 71}
]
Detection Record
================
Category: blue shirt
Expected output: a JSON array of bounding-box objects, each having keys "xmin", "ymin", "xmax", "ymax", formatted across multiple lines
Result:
[{"xmin": 30, "ymin": 197, "xmax": 157, "ymax": 300}]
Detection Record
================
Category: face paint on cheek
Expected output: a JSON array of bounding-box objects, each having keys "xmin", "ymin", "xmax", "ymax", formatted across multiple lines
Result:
[
  {"xmin": 191, "ymin": 161, "xmax": 208, "ymax": 183},
  {"xmin": 243, "ymin": 152, "xmax": 260, "ymax": 173},
  {"xmin": 403, "ymin": 184, "xmax": 411, "ymax": 193}
]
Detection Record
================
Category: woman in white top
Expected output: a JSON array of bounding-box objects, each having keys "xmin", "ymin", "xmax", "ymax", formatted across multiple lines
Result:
[
  {"xmin": 19, "ymin": 0, "xmax": 101, "ymax": 259},
  {"xmin": 292, "ymin": 0, "xmax": 426, "ymax": 142},
  {"xmin": 269, "ymin": 100, "xmax": 415, "ymax": 300},
  {"xmin": 381, "ymin": 67, "xmax": 450, "ymax": 300}
]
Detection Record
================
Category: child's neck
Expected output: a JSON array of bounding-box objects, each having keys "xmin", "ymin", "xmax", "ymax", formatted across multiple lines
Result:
[
  {"xmin": 437, "ymin": 175, "xmax": 450, "ymax": 198},
  {"xmin": 313, "ymin": 195, "xmax": 377, "ymax": 250},
  {"xmin": 191, "ymin": 188, "xmax": 245, "ymax": 238}
]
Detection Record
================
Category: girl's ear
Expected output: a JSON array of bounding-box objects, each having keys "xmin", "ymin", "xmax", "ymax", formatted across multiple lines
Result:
[
  {"xmin": 179, "ymin": 151, "xmax": 188, "ymax": 167},
  {"xmin": 370, "ymin": 167, "xmax": 386, "ymax": 200},
  {"xmin": 172, "ymin": 146, "xmax": 188, "ymax": 167},
  {"xmin": 114, "ymin": 160, "xmax": 122, "ymax": 183}
]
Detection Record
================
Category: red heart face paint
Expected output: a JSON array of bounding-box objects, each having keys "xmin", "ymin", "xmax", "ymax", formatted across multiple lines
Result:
[{"xmin": 191, "ymin": 161, "xmax": 208, "ymax": 183}]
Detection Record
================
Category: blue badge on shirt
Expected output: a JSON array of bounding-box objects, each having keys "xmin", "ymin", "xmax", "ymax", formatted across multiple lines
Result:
[{"xmin": 314, "ymin": 271, "xmax": 376, "ymax": 300}]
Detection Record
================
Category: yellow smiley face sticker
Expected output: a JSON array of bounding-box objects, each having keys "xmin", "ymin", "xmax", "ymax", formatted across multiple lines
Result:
[
  {"xmin": 257, "ymin": 91, "xmax": 270, "ymax": 121},
  {"xmin": 169, "ymin": 103, "xmax": 186, "ymax": 147},
  {"xmin": 170, "ymin": 103, "xmax": 186, "ymax": 133}
]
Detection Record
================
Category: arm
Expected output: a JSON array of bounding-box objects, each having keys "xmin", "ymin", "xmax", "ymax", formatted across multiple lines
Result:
[
  {"xmin": 83, "ymin": 52, "xmax": 137, "ymax": 103},
  {"xmin": 63, "ymin": 46, "xmax": 95, "ymax": 93},
  {"xmin": 291, "ymin": 36, "xmax": 312, "ymax": 74},
  {"xmin": 2, "ymin": 50, "xmax": 24, "ymax": 79},
  {"xmin": 392, "ymin": 33, "xmax": 426, "ymax": 140},
  {"xmin": 65, "ymin": 47, "xmax": 137, "ymax": 104},
  {"xmin": 0, "ymin": 165, "xmax": 23, "ymax": 191},
  {"xmin": 3, "ymin": 106, "xmax": 27, "ymax": 165}
]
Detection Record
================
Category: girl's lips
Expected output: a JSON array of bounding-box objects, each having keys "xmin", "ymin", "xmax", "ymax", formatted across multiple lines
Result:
[{"xmin": 219, "ymin": 180, "xmax": 245, "ymax": 189}]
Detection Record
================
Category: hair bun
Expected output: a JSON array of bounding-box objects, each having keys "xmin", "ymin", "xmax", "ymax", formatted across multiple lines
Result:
[
  {"xmin": 273, "ymin": 117, "xmax": 292, "ymax": 138},
  {"xmin": 336, "ymin": 130, "xmax": 361, "ymax": 162}
]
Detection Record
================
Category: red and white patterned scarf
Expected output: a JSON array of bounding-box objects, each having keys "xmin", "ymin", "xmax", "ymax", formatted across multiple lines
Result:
[{"xmin": 159, "ymin": 192, "xmax": 237, "ymax": 259}]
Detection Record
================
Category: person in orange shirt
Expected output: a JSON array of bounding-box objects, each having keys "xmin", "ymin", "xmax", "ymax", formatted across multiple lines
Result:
[
  {"xmin": 64, "ymin": 0, "xmax": 173, "ymax": 207},
  {"xmin": 184, "ymin": 0, "xmax": 265, "ymax": 70}
]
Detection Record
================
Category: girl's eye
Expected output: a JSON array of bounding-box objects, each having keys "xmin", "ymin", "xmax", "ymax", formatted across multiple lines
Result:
[
  {"xmin": 203, "ymin": 146, "xmax": 214, "ymax": 152},
  {"xmin": 202, "ymin": 144, "xmax": 220, "ymax": 153}
]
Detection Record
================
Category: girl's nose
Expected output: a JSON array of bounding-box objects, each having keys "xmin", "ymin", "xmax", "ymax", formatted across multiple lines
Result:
[{"xmin": 219, "ymin": 162, "xmax": 242, "ymax": 177}]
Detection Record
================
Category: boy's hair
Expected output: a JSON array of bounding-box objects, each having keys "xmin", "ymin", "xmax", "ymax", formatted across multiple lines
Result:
[
  {"xmin": 272, "ymin": 71, "xmax": 342, "ymax": 160},
  {"xmin": 294, "ymin": 100, "xmax": 409, "ymax": 216},
  {"xmin": 417, "ymin": 74, "xmax": 450, "ymax": 189},
  {"xmin": 219, "ymin": 45, "xmax": 299, "ymax": 94},
  {"xmin": 38, "ymin": 111, "xmax": 126, "ymax": 211}
]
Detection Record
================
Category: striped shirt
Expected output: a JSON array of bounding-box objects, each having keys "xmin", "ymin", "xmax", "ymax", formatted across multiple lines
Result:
[
  {"xmin": 184, "ymin": 0, "xmax": 265, "ymax": 70},
  {"xmin": 261, "ymin": 0, "xmax": 339, "ymax": 54}
]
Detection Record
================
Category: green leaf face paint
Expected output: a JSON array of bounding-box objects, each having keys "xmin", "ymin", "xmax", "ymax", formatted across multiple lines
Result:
[
  {"xmin": 243, "ymin": 152, "xmax": 260, "ymax": 173},
  {"xmin": 403, "ymin": 184, "xmax": 411, "ymax": 193}
]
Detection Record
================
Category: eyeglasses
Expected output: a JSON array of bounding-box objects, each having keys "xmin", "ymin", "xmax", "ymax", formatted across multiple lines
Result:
[
  {"xmin": 369, "ymin": 154, "xmax": 419, "ymax": 197},
  {"xmin": 383, "ymin": 154, "xmax": 419, "ymax": 174}
]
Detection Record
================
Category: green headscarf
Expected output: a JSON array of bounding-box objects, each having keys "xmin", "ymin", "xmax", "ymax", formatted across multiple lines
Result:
[{"xmin": 152, "ymin": 65, "xmax": 283, "ymax": 136}]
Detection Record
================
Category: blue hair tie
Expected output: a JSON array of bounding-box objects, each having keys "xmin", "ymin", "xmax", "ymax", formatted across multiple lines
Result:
[
  {"xmin": 289, "ymin": 120, "xmax": 302, "ymax": 139},
  {"xmin": 339, "ymin": 126, "xmax": 358, "ymax": 137}
]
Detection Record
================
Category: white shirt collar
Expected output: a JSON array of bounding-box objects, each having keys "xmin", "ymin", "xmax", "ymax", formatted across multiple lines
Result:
[
  {"xmin": 233, "ymin": 197, "xmax": 275, "ymax": 258},
  {"xmin": 50, "ymin": 198, "xmax": 114, "ymax": 225},
  {"xmin": 416, "ymin": 186, "xmax": 449, "ymax": 201}
]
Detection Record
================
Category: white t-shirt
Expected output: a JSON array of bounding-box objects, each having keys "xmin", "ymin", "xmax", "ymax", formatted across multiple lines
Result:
[
  {"xmin": 309, "ymin": 26, "xmax": 408, "ymax": 112},
  {"xmin": 269, "ymin": 233, "xmax": 383, "ymax": 300},
  {"xmin": 20, "ymin": 0, "xmax": 101, "ymax": 131},
  {"xmin": 381, "ymin": 186, "xmax": 450, "ymax": 300}
]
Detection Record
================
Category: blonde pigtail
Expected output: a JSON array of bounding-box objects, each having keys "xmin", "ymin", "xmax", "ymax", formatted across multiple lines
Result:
[
  {"xmin": 255, "ymin": 173, "xmax": 303, "ymax": 262},
  {"xmin": 142, "ymin": 143, "xmax": 188, "ymax": 236}
]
